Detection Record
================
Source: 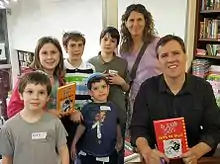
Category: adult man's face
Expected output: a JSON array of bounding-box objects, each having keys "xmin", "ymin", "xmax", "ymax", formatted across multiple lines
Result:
[{"xmin": 157, "ymin": 40, "xmax": 187, "ymax": 79}]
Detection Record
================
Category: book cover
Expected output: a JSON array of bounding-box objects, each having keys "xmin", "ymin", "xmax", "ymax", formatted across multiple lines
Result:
[
  {"xmin": 57, "ymin": 83, "xmax": 76, "ymax": 114},
  {"xmin": 153, "ymin": 117, "xmax": 188, "ymax": 159}
]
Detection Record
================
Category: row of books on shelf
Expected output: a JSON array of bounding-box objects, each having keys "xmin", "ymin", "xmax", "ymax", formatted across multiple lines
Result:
[
  {"xmin": 201, "ymin": 0, "xmax": 220, "ymax": 10},
  {"xmin": 192, "ymin": 59, "xmax": 220, "ymax": 106},
  {"xmin": 197, "ymin": 44, "xmax": 220, "ymax": 57},
  {"xmin": 192, "ymin": 59, "xmax": 220, "ymax": 77},
  {"xmin": 199, "ymin": 18, "xmax": 220, "ymax": 40}
]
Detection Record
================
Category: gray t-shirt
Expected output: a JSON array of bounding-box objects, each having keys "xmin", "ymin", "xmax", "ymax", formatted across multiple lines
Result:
[{"xmin": 0, "ymin": 112, "xmax": 67, "ymax": 164}]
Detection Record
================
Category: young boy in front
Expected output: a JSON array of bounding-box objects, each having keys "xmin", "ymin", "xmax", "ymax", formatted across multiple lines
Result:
[
  {"xmin": 0, "ymin": 71, "xmax": 69, "ymax": 164},
  {"xmin": 71, "ymin": 73, "xmax": 123, "ymax": 164}
]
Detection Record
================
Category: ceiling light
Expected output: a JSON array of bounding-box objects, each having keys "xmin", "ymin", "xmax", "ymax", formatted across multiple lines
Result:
[
  {"xmin": 0, "ymin": 5, "xmax": 5, "ymax": 9},
  {"xmin": 3, "ymin": 0, "xmax": 9, "ymax": 4}
]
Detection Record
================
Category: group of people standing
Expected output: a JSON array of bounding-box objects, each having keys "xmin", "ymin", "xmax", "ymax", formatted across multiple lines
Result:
[{"xmin": 1, "ymin": 3, "xmax": 220, "ymax": 164}]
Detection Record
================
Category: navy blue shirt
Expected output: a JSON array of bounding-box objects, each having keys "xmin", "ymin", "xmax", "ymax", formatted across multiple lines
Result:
[{"xmin": 81, "ymin": 101, "xmax": 118, "ymax": 156}]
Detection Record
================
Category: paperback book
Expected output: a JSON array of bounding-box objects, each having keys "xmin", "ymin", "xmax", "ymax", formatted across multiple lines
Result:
[
  {"xmin": 57, "ymin": 83, "xmax": 76, "ymax": 115},
  {"xmin": 153, "ymin": 117, "xmax": 188, "ymax": 159}
]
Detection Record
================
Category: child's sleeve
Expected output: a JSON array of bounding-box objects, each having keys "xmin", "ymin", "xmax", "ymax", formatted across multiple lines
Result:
[
  {"xmin": 55, "ymin": 119, "xmax": 68, "ymax": 148},
  {"xmin": 7, "ymin": 80, "xmax": 24, "ymax": 118},
  {"xmin": 0, "ymin": 126, "xmax": 14, "ymax": 157}
]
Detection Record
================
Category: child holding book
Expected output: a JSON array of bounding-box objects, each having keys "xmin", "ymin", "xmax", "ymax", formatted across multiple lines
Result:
[
  {"xmin": 62, "ymin": 31, "xmax": 95, "ymax": 111},
  {"xmin": 88, "ymin": 26, "xmax": 130, "ymax": 164},
  {"xmin": 71, "ymin": 73, "xmax": 123, "ymax": 164},
  {"xmin": 0, "ymin": 71, "xmax": 69, "ymax": 164},
  {"xmin": 61, "ymin": 31, "xmax": 95, "ymax": 162}
]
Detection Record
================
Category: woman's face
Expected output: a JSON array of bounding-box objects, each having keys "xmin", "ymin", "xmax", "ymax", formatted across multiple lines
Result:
[
  {"xmin": 125, "ymin": 11, "xmax": 146, "ymax": 37},
  {"xmin": 39, "ymin": 43, "xmax": 61, "ymax": 73}
]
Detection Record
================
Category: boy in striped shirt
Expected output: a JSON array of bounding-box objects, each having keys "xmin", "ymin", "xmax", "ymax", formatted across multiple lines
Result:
[{"xmin": 62, "ymin": 31, "xmax": 95, "ymax": 162}]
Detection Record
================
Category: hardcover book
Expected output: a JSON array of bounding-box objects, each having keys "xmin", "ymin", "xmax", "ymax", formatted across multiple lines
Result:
[
  {"xmin": 57, "ymin": 83, "xmax": 76, "ymax": 114},
  {"xmin": 153, "ymin": 117, "xmax": 188, "ymax": 159}
]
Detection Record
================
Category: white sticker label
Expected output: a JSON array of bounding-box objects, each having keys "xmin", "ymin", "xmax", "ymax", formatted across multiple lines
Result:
[
  {"xmin": 31, "ymin": 132, "xmax": 47, "ymax": 140},
  {"xmin": 100, "ymin": 106, "xmax": 111, "ymax": 111},
  {"xmin": 96, "ymin": 156, "xmax": 109, "ymax": 162},
  {"xmin": 108, "ymin": 69, "xmax": 118, "ymax": 75}
]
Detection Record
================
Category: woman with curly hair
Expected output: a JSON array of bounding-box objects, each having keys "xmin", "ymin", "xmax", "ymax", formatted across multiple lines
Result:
[{"xmin": 120, "ymin": 4, "xmax": 161, "ymax": 119}]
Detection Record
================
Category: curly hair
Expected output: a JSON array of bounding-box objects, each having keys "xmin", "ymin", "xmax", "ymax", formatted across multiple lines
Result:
[
  {"xmin": 29, "ymin": 36, "xmax": 65, "ymax": 78},
  {"xmin": 120, "ymin": 4, "xmax": 157, "ymax": 54}
]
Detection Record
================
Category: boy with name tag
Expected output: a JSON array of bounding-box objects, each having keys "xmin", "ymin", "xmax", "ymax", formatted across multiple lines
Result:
[
  {"xmin": 71, "ymin": 73, "xmax": 123, "ymax": 164},
  {"xmin": 88, "ymin": 27, "xmax": 130, "ymax": 164},
  {"xmin": 0, "ymin": 71, "xmax": 69, "ymax": 164}
]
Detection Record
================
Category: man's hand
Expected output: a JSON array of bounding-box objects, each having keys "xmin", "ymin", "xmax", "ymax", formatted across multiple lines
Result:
[
  {"xmin": 181, "ymin": 142, "xmax": 212, "ymax": 164},
  {"xmin": 136, "ymin": 137, "xmax": 169, "ymax": 164},
  {"xmin": 70, "ymin": 110, "xmax": 83, "ymax": 123},
  {"xmin": 140, "ymin": 148, "xmax": 169, "ymax": 164},
  {"xmin": 182, "ymin": 149, "xmax": 198, "ymax": 164}
]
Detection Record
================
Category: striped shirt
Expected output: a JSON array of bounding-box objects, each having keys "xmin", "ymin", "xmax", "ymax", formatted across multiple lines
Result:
[{"xmin": 64, "ymin": 59, "xmax": 95, "ymax": 110}]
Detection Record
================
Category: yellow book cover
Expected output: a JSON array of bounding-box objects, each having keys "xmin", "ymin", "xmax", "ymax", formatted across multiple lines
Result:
[{"xmin": 57, "ymin": 83, "xmax": 76, "ymax": 115}]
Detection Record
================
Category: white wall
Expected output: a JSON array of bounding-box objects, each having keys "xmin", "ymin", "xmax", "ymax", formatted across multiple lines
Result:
[
  {"xmin": 7, "ymin": 0, "xmax": 189, "ymax": 86},
  {"xmin": 7, "ymin": 0, "xmax": 102, "ymax": 85},
  {"xmin": 118, "ymin": 0, "xmax": 187, "ymax": 40}
]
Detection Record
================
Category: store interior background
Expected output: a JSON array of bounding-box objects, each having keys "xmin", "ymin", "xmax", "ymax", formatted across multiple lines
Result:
[
  {"xmin": 2, "ymin": 0, "xmax": 220, "ymax": 162},
  {"xmin": 2, "ymin": 0, "xmax": 192, "ymax": 86},
  {"xmin": 0, "ymin": 0, "xmax": 194, "ymax": 126}
]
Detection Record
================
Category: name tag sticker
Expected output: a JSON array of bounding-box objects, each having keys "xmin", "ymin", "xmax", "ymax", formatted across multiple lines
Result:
[
  {"xmin": 31, "ymin": 132, "xmax": 47, "ymax": 140},
  {"xmin": 108, "ymin": 69, "xmax": 118, "ymax": 75},
  {"xmin": 96, "ymin": 156, "xmax": 109, "ymax": 162},
  {"xmin": 100, "ymin": 106, "xmax": 111, "ymax": 111}
]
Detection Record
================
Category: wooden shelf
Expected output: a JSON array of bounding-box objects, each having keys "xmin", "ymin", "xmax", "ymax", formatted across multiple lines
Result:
[
  {"xmin": 195, "ymin": 55, "xmax": 220, "ymax": 59},
  {"xmin": 198, "ymin": 38, "xmax": 220, "ymax": 42},
  {"xmin": 200, "ymin": 10, "xmax": 220, "ymax": 13}
]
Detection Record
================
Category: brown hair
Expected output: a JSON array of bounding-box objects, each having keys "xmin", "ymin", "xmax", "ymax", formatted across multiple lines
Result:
[
  {"xmin": 100, "ymin": 26, "xmax": 120, "ymax": 46},
  {"xmin": 62, "ymin": 31, "xmax": 86, "ymax": 48},
  {"xmin": 155, "ymin": 34, "xmax": 186, "ymax": 58},
  {"xmin": 29, "ymin": 36, "xmax": 65, "ymax": 78},
  {"xmin": 120, "ymin": 4, "xmax": 157, "ymax": 54},
  {"xmin": 18, "ymin": 71, "xmax": 52, "ymax": 96}
]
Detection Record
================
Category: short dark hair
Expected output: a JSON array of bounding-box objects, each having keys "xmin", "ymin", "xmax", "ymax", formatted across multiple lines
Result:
[
  {"xmin": 62, "ymin": 31, "xmax": 86, "ymax": 48},
  {"xmin": 155, "ymin": 34, "xmax": 186, "ymax": 58},
  {"xmin": 87, "ymin": 75, "xmax": 109, "ymax": 90},
  {"xmin": 18, "ymin": 71, "xmax": 52, "ymax": 95},
  {"xmin": 100, "ymin": 26, "xmax": 120, "ymax": 46}
]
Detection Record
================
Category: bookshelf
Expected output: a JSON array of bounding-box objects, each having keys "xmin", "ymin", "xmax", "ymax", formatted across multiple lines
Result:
[
  {"xmin": 193, "ymin": 0, "xmax": 220, "ymax": 68},
  {"xmin": 17, "ymin": 50, "xmax": 34, "ymax": 74},
  {"xmin": 193, "ymin": 0, "xmax": 220, "ymax": 108}
]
